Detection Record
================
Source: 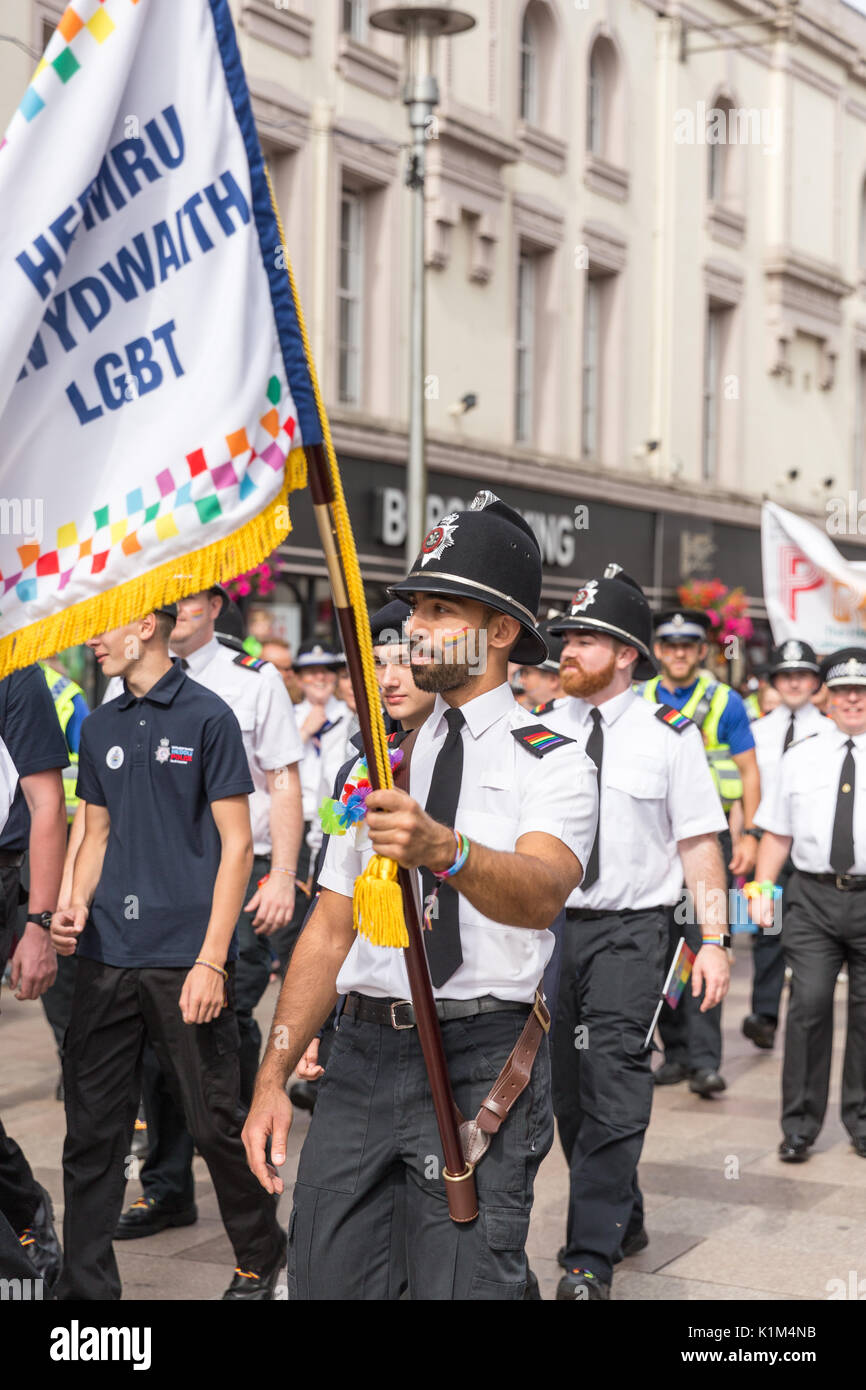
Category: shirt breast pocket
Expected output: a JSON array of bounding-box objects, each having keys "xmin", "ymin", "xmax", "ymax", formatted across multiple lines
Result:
[{"xmin": 605, "ymin": 761, "xmax": 666, "ymax": 803}]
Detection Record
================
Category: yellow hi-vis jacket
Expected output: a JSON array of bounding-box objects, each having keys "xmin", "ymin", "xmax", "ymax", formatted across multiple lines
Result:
[
  {"xmin": 39, "ymin": 661, "xmax": 85, "ymax": 822},
  {"xmin": 638, "ymin": 674, "xmax": 743, "ymax": 811}
]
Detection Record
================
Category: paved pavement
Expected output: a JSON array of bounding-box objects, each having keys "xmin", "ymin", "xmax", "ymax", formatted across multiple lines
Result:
[{"xmin": 1, "ymin": 939, "xmax": 863, "ymax": 1301}]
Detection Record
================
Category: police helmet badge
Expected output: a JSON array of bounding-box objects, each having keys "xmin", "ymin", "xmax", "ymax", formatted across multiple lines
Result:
[
  {"xmin": 155, "ymin": 737, "xmax": 171, "ymax": 764},
  {"xmin": 782, "ymin": 640, "xmax": 803, "ymax": 662},
  {"xmin": 569, "ymin": 580, "xmax": 599, "ymax": 616},
  {"xmin": 420, "ymin": 513, "xmax": 459, "ymax": 567}
]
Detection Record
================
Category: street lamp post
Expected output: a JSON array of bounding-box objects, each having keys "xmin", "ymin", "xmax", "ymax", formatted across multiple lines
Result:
[{"xmin": 370, "ymin": 5, "xmax": 475, "ymax": 570}]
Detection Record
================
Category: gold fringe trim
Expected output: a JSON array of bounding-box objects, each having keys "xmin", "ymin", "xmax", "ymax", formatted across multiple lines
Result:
[
  {"xmin": 265, "ymin": 165, "xmax": 407, "ymax": 951},
  {"xmin": 0, "ymin": 445, "xmax": 306, "ymax": 680}
]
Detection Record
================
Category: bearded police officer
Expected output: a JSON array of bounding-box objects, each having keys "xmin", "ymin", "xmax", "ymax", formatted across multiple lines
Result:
[
  {"xmin": 243, "ymin": 493, "xmax": 598, "ymax": 1300},
  {"xmin": 752, "ymin": 648, "xmax": 866, "ymax": 1163},
  {"xmin": 745, "ymin": 641, "xmax": 825, "ymax": 1051},
  {"xmin": 640, "ymin": 609, "xmax": 759, "ymax": 1095},
  {"xmin": 543, "ymin": 567, "xmax": 729, "ymax": 1301}
]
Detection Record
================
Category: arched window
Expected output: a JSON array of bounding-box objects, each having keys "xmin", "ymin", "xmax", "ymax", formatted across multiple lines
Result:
[
  {"xmin": 519, "ymin": 8, "xmax": 539, "ymax": 123},
  {"xmin": 586, "ymin": 36, "xmax": 618, "ymax": 159},
  {"xmin": 706, "ymin": 97, "xmax": 733, "ymax": 202}
]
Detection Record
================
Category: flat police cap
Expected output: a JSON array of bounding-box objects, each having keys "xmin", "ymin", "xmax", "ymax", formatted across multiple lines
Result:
[
  {"xmin": 547, "ymin": 564, "xmax": 657, "ymax": 680},
  {"xmin": 369, "ymin": 599, "xmax": 411, "ymax": 648},
  {"xmin": 654, "ymin": 609, "xmax": 711, "ymax": 643},
  {"xmin": 154, "ymin": 602, "xmax": 177, "ymax": 623},
  {"xmin": 767, "ymin": 639, "xmax": 820, "ymax": 679},
  {"xmin": 389, "ymin": 491, "xmax": 547, "ymax": 665},
  {"xmin": 820, "ymin": 647, "xmax": 866, "ymax": 688},
  {"xmin": 295, "ymin": 640, "xmax": 345, "ymax": 670}
]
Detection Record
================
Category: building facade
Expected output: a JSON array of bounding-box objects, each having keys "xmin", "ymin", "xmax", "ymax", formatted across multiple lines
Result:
[{"xmin": 4, "ymin": 0, "xmax": 866, "ymax": 653}]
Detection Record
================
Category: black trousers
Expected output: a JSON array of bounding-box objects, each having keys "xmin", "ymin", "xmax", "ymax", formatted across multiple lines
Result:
[
  {"xmin": 56, "ymin": 957, "xmax": 282, "ymax": 1301},
  {"xmin": 287, "ymin": 1006, "xmax": 553, "ymax": 1300},
  {"xmin": 658, "ymin": 827, "xmax": 732, "ymax": 1072},
  {"xmin": 781, "ymin": 872, "xmax": 866, "ymax": 1143},
  {"xmin": 138, "ymin": 855, "xmax": 273, "ymax": 1208},
  {"xmin": 551, "ymin": 909, "xmax": 668, "ymax": 1283},
  {"xmin": 749, "ymin": 859, "xmax": 792, "ymax": 1021},
  {"xmin": 40, "ymin": 953, "xmax": 78, "ymax": 1061},
  {"xmin": 0, "ymin": 861, "xmax": 43, "ymax": 1239}
]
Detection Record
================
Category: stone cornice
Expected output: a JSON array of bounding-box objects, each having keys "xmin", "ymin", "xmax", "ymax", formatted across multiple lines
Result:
[{"xmin": 239, "ymin": 1, "xmax": 313, "ymax": 58}]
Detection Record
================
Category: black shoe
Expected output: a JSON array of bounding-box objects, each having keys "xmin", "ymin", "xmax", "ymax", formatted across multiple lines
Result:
[
  {"xmin": 617, "ymin": 1226, "xmax": 649, "ymax": 1262},
  {"xmin": 778, "ymin": 1135, "xmax": 811, "ymax": 1163},
  {"xmin": 556, "ymin": 1268, "xmax": 610, "ymax": 1301},
  {"xmin": 653, "ymin": 1061, "xmax": 689, "ymax": 1086},
  {"xmin": 289, "ymin": 1079, "xmax": 318, "ymax": 1113},
  {"xmin": 18, "ymin": 1184, "xmax": 62, "ymax": 1292},
  {"xmin": 523, "ymin": 1267, "xmax": 542, "ymax": 1300},
  {"xmin": 689, "ymin": 1069, "xmax": 727, "ymax": 1098},
  {"xmin": 222, "ymin": 1251, "xmax": 284, "ymax": 1301},
  {"xmin": 114, "ymin": 1195, "xmax": 198, "ymax": 1240},
  {"xmin": 742, "ymin": 1014, "xmax": 777, "ymax": 1050},
  {"xmin": 852, "ymin": 1137, "xmax": 866, "ymax": 1158}
]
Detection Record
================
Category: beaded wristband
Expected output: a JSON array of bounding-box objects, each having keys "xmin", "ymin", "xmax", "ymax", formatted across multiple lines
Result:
[
  {"xmin": 433, "ymin": 831, "xmax": 470, "ymax": 881},
  {"xmin": 742, "ymin": 879, "xmax": 782, "ymax": 899},
  {"xmin": 195, "ymin": 958, "xmax": 227, "ymax": 981}
]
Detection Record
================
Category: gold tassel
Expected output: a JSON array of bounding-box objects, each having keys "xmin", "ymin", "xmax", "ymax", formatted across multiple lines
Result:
[{"xmin": 353, "ymin": 856, "xmax": 409, "ymax": 949}]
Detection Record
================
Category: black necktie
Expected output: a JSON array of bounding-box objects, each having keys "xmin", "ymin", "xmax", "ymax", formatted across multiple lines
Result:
[
  {"xmin": 581, "ymin": 708, "xmax": 603, "ymax": 890},
  {"xmin": 830, "ymin": 739, "xmax": 856, "ymax": 875},
  {"xmin": 421, "ymin": 707, "xmax": 465, "ymax": 987},
  {"xmin": 783, "ymin": 711, "xmax": 795, "ymax": 752}
]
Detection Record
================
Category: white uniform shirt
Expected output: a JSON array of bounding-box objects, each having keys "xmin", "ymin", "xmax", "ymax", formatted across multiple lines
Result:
[
  {"xmin": 757, "ymin": 722, "xmax": 866, "ymax": 873},
  {"xmin": 295, "ymin": 695, "xmax": 350, "ymax": 823},
  {"xmin": 318, "ymin": 681, "xmax": 598, "ymax": 1003},
  {"xmin": 544, "ymin": 688, "xmax": 728, "ymax": 910},
  {"xmin": 104, "ymin": 638, "xmax": 302, "ymax": 855},
  {"xmin": 752, "ymin": 702, "xmax": 827, "ymax": 797}
]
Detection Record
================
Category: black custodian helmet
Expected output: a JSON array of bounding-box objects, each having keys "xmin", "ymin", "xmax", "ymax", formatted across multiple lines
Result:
[
  {"xmin": 389, "ymin": 491, "xmax": 547, "ymax": 664},
  {"xmin": 548, "ymin": 564, "xmax": 656, "ymax": 680},
  {"xmin": 767, "ymin": 639, "xmax": 820, "ymax": 679}
]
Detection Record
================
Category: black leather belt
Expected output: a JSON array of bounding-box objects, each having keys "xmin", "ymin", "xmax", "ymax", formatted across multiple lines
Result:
[
  {"xmin": 342, "ymin": 991, "xmax": 531, "ymax": 1031},
  {"xmin": 565, "ymin": 905, "xmax": 666, "ymax": 922},
  {"xmin": 799, "ymin": 871, "xmax": 866, "ymax": 892},
  {"xmin": 0, "ymin": 850, "xmax": 24, "ymax": 868}
]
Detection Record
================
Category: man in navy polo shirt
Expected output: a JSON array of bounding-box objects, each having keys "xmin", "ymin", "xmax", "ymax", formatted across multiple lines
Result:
[{"xmin": 51, "ymin": 604, "xmax": 283, "ymax": 1301}]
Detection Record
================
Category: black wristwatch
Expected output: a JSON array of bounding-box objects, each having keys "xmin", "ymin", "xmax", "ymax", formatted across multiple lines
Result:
[
  {"xmin": 26, "ymin": 911, "xmax": 52, "ymax": 931},
  {"xmin": 743, "ymin": 828, "xmax": 762, "ymax": 840}
]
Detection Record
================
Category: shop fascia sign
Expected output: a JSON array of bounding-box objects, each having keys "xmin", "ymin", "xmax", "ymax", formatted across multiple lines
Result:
[{"xmin": 374, "ymin": 486, "xmax": 582, "ymax": 569}]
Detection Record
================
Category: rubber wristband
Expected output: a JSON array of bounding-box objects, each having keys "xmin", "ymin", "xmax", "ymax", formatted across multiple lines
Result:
[
  {"xmin": 195, "ymin": 958, "xmax": 227, "ymax": 981},
  {"xmin": 433, "ymin": 831, "xmax": 470, "ymax": 880}
]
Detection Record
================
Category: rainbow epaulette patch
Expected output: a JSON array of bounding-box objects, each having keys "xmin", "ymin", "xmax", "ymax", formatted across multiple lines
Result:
[
  {"xmin": 511, "ymin": 723, "xmax": 575, "ymax": 757},
  {"xmin": 234, "ymin": 653, "xmax": 265, "ymax": 671},
  {"xmin": 655, "ymin": 703, "xmax": 693, "ymax": 734}
]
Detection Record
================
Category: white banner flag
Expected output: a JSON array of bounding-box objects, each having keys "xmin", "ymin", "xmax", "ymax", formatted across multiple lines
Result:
[
  {"xmin": 0, "ymin": 0, "xmax": 321, "ymax": 675},
  {"xmin": 761, "ymin": 501, "xmax": 866, "ymax": 651}
]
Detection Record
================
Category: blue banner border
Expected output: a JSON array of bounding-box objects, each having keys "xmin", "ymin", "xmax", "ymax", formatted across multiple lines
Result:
[{"xmin": 208, "ymin": 0, "xmax": 322, "ymax": 447}]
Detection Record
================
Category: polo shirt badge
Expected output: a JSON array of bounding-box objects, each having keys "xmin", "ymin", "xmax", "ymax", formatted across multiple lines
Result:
[
  {"xmin": 420, "ymin": 514, "xmax": 459, "ymax": 567},
  {"xmin": 155, "ymin": 738, "xmax": 171, "ymax": 764},
  {"xmin": 106, "ymin": 745, "xmax": 124, "ymax": 769},
  {"xmin": 169, "ymin": 745, "xmax": 194, "ymax": 764}
]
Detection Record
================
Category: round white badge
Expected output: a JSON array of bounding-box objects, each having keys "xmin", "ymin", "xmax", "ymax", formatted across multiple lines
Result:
[{"xmin": 106, "ymin": 746, "xmax": 124, "ymax": 770}]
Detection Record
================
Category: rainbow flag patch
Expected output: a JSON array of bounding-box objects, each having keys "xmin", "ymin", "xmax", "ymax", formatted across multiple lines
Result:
[
  {"xmin": 511, "ymin": 724, "xmax": 574, "ymax": 758},
  {"xmin": 655, "ymin": 704, "xmax": 693, "ymax": 734}
]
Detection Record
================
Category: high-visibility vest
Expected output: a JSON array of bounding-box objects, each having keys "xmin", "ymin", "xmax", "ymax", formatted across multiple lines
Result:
[
  {"xmin": 39, "ymin": 661, "xmax": 85, "ymax": 822},
  {"xmin": 744, "ymin": 692, "xmax": 762, "ymax": 723},
  {"xmin": 638, "ymin": 674, "xmax": 743, "ymax": 811}
]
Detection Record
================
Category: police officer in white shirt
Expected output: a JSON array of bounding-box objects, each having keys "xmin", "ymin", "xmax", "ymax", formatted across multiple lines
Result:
[
  {"xmin": 752, "ymin": 647, "xmax": 866, "ymax": 1164},
  {"xmin": 744, "ymin": 641, "xmax": 825, "ymax": 1051},
  {"xmin": 542, "ymin": 566, "xmax": 730, "ymax": 1301},
  {"xmin": 243, "ymin": 492, "xmax": 598, "ymax": 1300},
  {"xmin": 102, "ymin": 586, "xmax": 304, "ymax": 1239}
]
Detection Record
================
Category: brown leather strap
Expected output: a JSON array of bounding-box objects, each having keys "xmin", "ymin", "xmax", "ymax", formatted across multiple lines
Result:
[{"xmin": 474, "ymin": 988, "xmax": 550, "ymax": 1136}]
